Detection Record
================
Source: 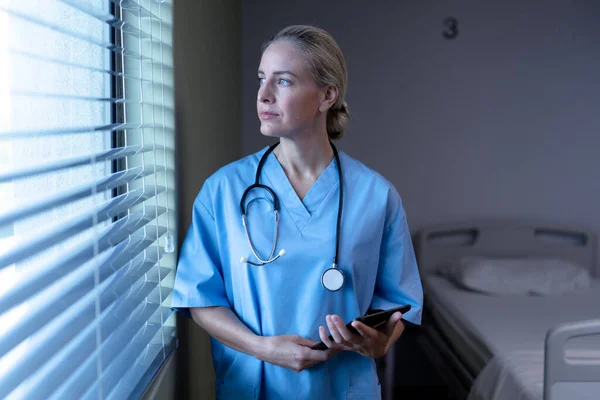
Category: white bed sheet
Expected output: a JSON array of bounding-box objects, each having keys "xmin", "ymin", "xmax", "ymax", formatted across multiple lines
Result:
[{"xmin": 423, "ymin": 274, "xmax": 600, "ymax": 400}]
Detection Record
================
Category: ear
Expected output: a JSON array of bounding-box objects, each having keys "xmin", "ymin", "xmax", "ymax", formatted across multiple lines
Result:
[{"xmin": 319, "ymin": 85, "xmax": 338, "ymax": 113}]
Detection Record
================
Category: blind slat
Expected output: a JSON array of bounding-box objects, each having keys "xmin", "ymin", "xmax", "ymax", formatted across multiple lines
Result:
[
  {"xmin": 98, "ymin": 255, "xmax": 170, "ymax": 313},
  {"xmin": 4, "ymin": 49, "xmax": 175, "ymax": 89},
  {"xmin": 49, "ymin": 283, "xmax": 171, "ymax": 400},
  {"xmin": 8, "ymin": 262, "xmax": 170, "ymax": 400},
  {"xmin": 161, "ymin": 302, "xmax": 175, "ymax": 323},
  {"xmin": 0, "ymin": 166, "xmax": 160, "ymax": 228},
  {"xmin": 0, "ymin": 203, "xmax": 166, "ymax": 269},
  {"xmin": 108, "ymin": 330, "xmax": 176, "ymax": 400},
  {"xmin": 1, "ymin": 230, "xmax": 162, "ymax": 318},
  {"xmin": 0, "ymin": 191, "xmax": 166, "ymax": 288},
  {"xmin": 83, "ymin": 291, "xmax": 173, "ymax": 400},
  {"xmin": 112, "ymin": 0, "xmax": 172, "ymax": 29},
  {"xmin": 0, "ymin": 7, "xmax": 131, "ymax": 59},
  {"xmin": 58, "ymin": 0, "xmax": 173, "ymax": 49},
  {"xmin": 0, "ymin": 123, "xmax": 174, "ymax": 140},
  {"xmin": 0, "ymin": 214, "xmax": 167, "ymax": 364},
  {"xmin": 0, "ymin": 144, "xmax": 154, "ymax": 183},
  {"xmin": 0, "ymin": 217, "xmax": 163, "ymax": 314},
  {"xmin": 9, "ymin": 90, "xmax": 173, "ymax": 106},
  {"xmin": 85, "ymin": 324, "xmax": 164, "ymax": 400},
  {"xmin": 0, "ymin": 267, "xmax": 171, "ymax": 399},
  {"xmin": 0, "ymin": 273, "xmax": 114, "ymax": 398},
  {"xmin": 0, "ymin": 7, "xmax": 173, "ymax": 65}
]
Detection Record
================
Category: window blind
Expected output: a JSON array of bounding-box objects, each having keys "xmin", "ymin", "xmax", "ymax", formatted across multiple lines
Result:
[{"xmin": 0, "ymin": 0, "xmax": 177, "ymax": 399}]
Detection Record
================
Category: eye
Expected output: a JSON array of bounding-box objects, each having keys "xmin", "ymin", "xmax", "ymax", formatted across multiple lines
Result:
[
  {"xmin": 278, "ymin": 78, "xmax": 290, "ymax": 86},
  {"xmin": 257, "ymin": 77, "xmax": 265, "ymax": 85}
]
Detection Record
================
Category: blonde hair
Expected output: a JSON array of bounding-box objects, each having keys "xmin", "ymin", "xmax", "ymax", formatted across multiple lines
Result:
[{"xmin": 262, "ymin": 25, "xmax": 349, "ymax": 140}]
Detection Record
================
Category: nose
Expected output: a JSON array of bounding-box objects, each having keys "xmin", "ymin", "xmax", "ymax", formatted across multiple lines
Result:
[{"xmin": 258, "ymin": 81, "xmax": 274, "ymax": 104}]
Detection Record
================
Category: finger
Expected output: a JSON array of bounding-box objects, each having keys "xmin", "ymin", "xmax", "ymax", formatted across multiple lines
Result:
[
  {"xmin": 384, "ymin": 312, "xmax": 403, "ymax": 334},
  {"xmin": 389, "ymin": 311, "xmax": 403, "ymax": 325},
  {"xmin": 326, "ymin": 315, "xmax": 345, "ymax": 344},
  {"xmin": 306, "ymin": 349, "xmax": 329, "ymax": 362},
  {"xmin": 295, "ymin": 344, "xmax": 329, "ymax": 370},
  {"xmin": 331, "ymin": 314, "xmax": 356, "ymax": 342},
  {"xmin": 351, "ymin": 320, "xmax": 379, "ymax": 341},
  {"xmin": 319, "ymin": 325, "xmax": 336, "ymax": 349},
  {"xmin": 302, "ymin": 344, "xmax": 329, "ymax": 362}
]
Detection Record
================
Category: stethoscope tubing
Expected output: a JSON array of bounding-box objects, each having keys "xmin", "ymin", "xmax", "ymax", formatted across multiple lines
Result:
[{"xmin": 240, "ymin": 141, "xmax": 344, "ymax": 289}]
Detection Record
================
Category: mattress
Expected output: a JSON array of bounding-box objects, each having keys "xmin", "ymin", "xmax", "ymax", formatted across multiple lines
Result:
[{"xmin": 422, "ymin": 274, "xmax": 600, "ymax": 400}]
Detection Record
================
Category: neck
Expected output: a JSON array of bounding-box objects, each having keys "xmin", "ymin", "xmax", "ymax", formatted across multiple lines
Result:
[{"xmin": 273, "ymin": 134, "xmax": 334, "ymax": 180}]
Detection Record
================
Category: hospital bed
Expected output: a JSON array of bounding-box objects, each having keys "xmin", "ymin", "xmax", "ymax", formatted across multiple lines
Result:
[{"xmin": 409, "ymin": 220, "xmax": 600, "ymax": 400}]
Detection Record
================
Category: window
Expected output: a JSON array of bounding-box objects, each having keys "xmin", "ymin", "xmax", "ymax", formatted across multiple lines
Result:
[{"xmin": 0, "ymin": 0, "xmax": 177, "ymax": 398}]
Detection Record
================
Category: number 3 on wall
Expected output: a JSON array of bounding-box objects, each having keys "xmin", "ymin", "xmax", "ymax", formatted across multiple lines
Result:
[{"xmin": 443, "ymin": 17, "xmax": 459, "ymax": 39}]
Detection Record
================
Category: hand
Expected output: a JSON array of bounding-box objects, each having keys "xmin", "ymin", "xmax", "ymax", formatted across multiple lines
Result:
[
  {"xmin": 318, "ymin": 312, "xmax": 405, "ymax": 359},
  {"xmin": 258, "ymin": 335, "xmax": 341, "ymax": 372}
]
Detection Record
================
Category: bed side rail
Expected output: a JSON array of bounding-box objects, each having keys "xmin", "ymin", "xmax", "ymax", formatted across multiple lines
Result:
[{"xmin": 544, "ymin": 318, "xmax": 600, "ymax": 400}]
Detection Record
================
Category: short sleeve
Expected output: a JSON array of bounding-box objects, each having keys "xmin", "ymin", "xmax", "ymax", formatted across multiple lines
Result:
[
  {"xmin": 170, "ymin": 188, "xmax": 230, "ymax": 320},
  {"xmin": 369, "ymin": 187, "xmax": 424, "ymax": 325}
]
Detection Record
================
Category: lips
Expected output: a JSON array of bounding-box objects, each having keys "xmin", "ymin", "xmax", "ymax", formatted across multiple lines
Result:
[{"xmin": 259, "ymin": 111, "xmax": 279, "ymax": 120}]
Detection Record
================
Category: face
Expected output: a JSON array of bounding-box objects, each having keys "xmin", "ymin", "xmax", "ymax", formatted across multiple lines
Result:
[{"xmin": 257, "ymin": 40, "xmax": 334, "ymax": 138}]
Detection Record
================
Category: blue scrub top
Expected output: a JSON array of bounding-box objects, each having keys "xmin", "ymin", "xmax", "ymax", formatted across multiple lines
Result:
[{"xmin": 171, "ymin": 145, "xmax": 423, "ymax": 400}]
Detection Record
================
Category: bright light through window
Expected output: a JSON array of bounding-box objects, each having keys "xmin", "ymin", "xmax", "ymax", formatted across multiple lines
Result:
[{"xmin": 0, "ymin": 0, "xmax": 111, "ymax": 380}]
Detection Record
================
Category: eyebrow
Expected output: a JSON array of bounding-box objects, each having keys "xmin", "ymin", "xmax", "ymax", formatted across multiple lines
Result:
[{"xmin": 257, "ymin": 70, "xmax": 298, "ymax": 78}]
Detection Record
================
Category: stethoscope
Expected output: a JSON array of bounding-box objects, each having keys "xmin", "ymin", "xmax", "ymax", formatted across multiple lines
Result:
[{"xmin": 239, "ymin": 140, "xmax": 345, "ymax": 292}]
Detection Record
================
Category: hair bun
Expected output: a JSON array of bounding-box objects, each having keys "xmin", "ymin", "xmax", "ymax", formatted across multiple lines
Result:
[{"xmin": 327, "ymin": 101, "xmax": 349, "ymax": 140}]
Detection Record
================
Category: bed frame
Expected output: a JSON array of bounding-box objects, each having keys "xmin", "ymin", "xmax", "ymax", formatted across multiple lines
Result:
[{"xmin": 408, "ymin": 219, "xmax": 599, "ymax": 400}]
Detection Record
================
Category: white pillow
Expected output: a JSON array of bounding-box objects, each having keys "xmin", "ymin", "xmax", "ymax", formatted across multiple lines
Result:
[{"xmin": 438, "ymin": 256, "xmax": 591, "ymax": 295}]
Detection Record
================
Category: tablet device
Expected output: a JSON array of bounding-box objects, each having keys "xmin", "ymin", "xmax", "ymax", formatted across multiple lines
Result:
[{"xmin": 310, "ymin": 304, "xmax": 411, "ymax": 351}]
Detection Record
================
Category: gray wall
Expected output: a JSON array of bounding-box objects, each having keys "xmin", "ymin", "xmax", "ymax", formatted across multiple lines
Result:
[
  {"xmin": 144, "ymin": 1, "xmax": 242, "ymax": 399},
  {"xmin": 241, "ymin": 0, "xmax": 600, "ymax": 267}
]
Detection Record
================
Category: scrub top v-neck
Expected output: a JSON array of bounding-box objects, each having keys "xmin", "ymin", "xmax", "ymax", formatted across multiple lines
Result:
[{"xmin": 261, "ymin": 149, "xmax": 339, "ymax": 233}]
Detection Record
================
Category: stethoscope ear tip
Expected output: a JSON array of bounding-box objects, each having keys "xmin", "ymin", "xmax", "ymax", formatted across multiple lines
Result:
[
  {"xmin": 278, "ymin": 249, "xmax": 286, "ymax": 256},
  {"xmin": 240, "ymin": 256, "xmax": 248, "ymax": 263}
]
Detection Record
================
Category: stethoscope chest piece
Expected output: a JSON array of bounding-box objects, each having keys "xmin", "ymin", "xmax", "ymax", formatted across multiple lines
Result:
[{"xmin": 321, "ymin": 266, "xmax": 344, "ymax": 292}]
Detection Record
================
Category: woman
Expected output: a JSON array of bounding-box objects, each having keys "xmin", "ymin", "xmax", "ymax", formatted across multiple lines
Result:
[{"xmin": 171, "ymin": 25, "xmax": 423, "ymax": 399}]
